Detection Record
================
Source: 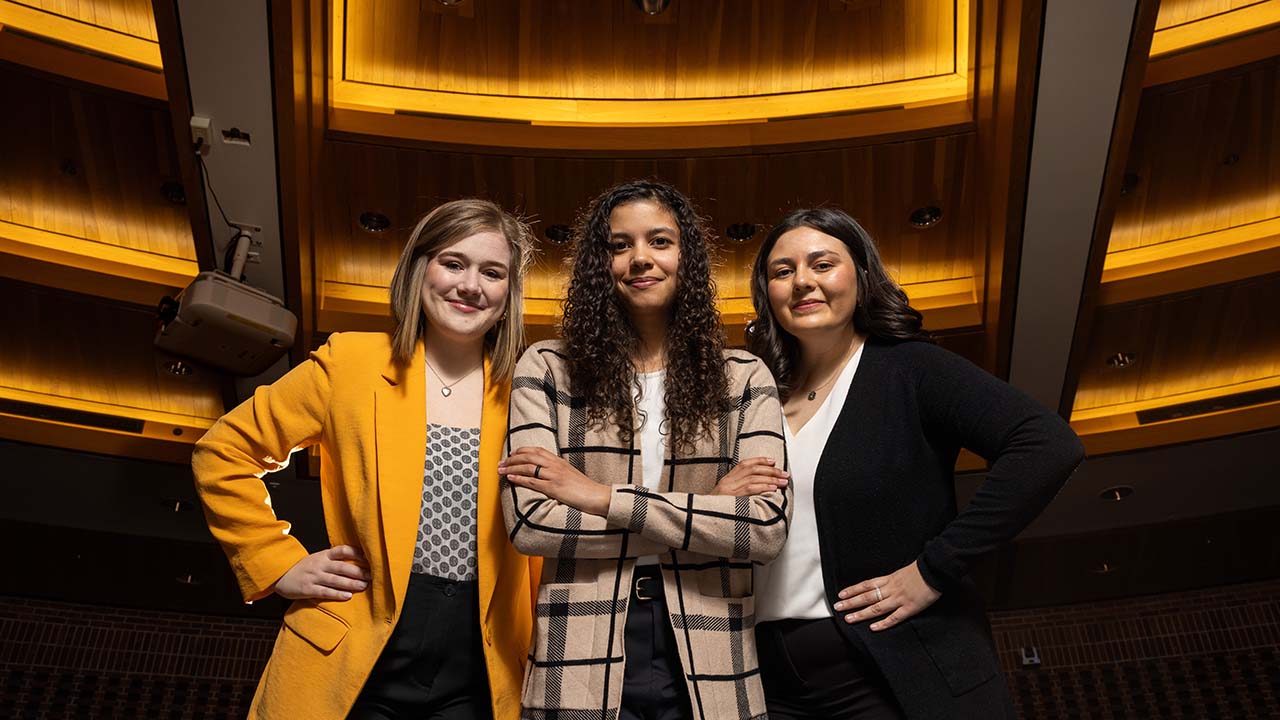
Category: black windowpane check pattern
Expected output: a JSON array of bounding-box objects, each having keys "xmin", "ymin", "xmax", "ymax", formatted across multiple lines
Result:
[{"xmin": 502, "ymin": 342, "xmax": 791, "ymax": 720}]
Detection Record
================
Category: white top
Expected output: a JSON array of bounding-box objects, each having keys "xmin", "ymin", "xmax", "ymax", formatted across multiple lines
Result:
[
  {"xmin": 635, "ymin": 370, "xmax": 667, "ymax": 566},
  {"xmin": 755, "ymin": 342, "xmax": 865, "ymax": 622}
]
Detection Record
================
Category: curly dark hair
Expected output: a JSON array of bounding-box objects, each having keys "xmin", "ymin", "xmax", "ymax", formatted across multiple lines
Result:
[
  {"xmin": 747, "ymin": 207, "xmax": 932, "ymax": 402},
  {"xmin": 561, "ymin": 180, "xmax": 730, "ymax": 453}
]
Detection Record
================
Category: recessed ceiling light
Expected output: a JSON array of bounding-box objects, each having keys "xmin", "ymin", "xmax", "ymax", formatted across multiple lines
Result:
[
  {"xmin": 633, "ymin": 0, "xmax": 671, "ymax": 15},
  {"xmin": 175, "ymin": 574, "xmax": 203, "ymax": 586},
  {"xmin": 1090, "ymin": 561, "xmax": 1117, "ymax": 575},
  {"xmin": 726, "ymin": 223, "xmax": 758, "ymax": 244},
  {"xmin": 1106, "ymin": 352, "xmax": 1136, "ymax": 369},
  {"xmin": 544, "ymin": 224, "xmax": 572, "ymax": 245},
  {"xmin": 164, "ymin": 359, "xmax": 193, "ymax": 376},
  {"xmin": 359, "ymin": 211, "xmax": 391, "ymax": 233},
  {"xmin": 60, "ymin": 160, "xmax": 78, "ymax": 176},
  {"xmin": 909, "ymin": 206, "xmax": 943, "ymax": 228},
  {"xmin": 1098, "ymin": 485, "xmax": 1133, "ymax": 502},
  {"xmin": 1120, "ymin": 173, "xmax": 1140, "ymax": 195},
  {"xmin": 161, "ymin": 181, "xmax": 186, "ymax": 204}
]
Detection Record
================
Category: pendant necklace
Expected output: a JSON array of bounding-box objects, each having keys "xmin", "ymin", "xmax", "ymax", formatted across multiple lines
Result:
[
  {"xmin": 801, "ymin": 338, "xmax": 863, "ymax": 401},
  {"xmin": 424, "ymin": 358, "xmax": 481, "ymax": 397}
]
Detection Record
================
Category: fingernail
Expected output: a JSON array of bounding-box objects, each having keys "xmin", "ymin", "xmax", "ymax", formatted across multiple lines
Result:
[
  {"xmin": 341, "ymin": 592, "xmax": 352, "ymax": 599},
  {"xmin": 833, "ymin": 602, "xmax": 843, "ymax": 610},
  {"xmin": 838, "ymin": 590, "xmax": 848, "ymax": 598},
  {"xmin": 845, "ymin": 614, "xmax": 854, "ymax": 623}
]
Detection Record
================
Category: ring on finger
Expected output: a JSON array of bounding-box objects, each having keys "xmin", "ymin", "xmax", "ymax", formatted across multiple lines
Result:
[
  {"xmin": 875, "ymin": 585, "xmax": 883, "ymax": 602},
  {"xmin": 533, "ymin": 465, "xmax": 542, "ymax": 479}
]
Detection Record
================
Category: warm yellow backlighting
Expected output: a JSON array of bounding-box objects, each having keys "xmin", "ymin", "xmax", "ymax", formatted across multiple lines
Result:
[
  {"xmin": 1101, "ymin": 217, "xmax": 1280, "ymax": 304},
  {"xmin": 329, "ymin": 0, "xmax": 971, "ymax": 127},
  {"xmin": 1149, "ymin": 0, "xmax": 1280, "ymax": 58},
  {"xmin": 0, "ymin": 1, "xmax": 162, "ymax": 68},
  {"xmin": 0, "ymin": 219, "xmax": 198, "ymax": 290}
]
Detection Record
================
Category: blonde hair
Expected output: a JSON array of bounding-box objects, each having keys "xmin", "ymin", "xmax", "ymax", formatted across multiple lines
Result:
[{"xmin": 388, "ymin": 199, "xmax": 533, "ymax": 381}]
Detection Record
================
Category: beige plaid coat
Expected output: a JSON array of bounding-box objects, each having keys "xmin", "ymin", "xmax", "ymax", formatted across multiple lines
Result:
[{"xmin": 502, "ymin": 341, "xmax": 791, "ymax": 720}]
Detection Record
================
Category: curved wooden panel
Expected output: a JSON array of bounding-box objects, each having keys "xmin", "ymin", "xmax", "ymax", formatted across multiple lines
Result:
[
  {"xmin": 312, "ymin": 133, "xmax": 979, "ymax": 332},
  {"xmin": 0, "ymin": 66, "xmax": 196, "ymax": 304},
  {"xmin": 1155, "ymin": 0, "xmax": 1265, "ymax": 31},
  {"xmin": 327, "ymin": 0, "xmax": 973, "ymax": 148},
  {"xmin": 343, "ymin": 0, "xmax": 957, "ymax": 100},
  {"xmin": 0, "ymin": 0, "xmax": 160, "ymax": 67},
  {"xmin": 1070, "ymin": 274, "xmax": 1280, "ymax": 454},
  {"xmin": 0, "ymin": 279, "xmax": 222, "ymax": 462},
  {"xmin": 1074, "ymin": 276, "xmax": 1280, "ymax": 415},
  {"xmin": 1150, "ymin": 0, "xmax": 1280, "ymax": 58},
  {"xmin": 1104, "ymin": 58, "xmax": 1280, "ymax": 303}
]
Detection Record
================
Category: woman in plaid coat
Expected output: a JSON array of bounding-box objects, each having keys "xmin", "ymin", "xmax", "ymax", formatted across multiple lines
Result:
[{"xmin": 499, "ymin": 180, "xmax": 793, "ymax": 720}]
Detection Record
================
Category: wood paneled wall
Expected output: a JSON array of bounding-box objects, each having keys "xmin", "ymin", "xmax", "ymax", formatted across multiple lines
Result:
[{"xmin": 343, "ymin": 0, "xmax": 956, "ymax": 99}]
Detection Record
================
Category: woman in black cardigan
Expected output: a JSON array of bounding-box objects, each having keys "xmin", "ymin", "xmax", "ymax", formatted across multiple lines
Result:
[{"xmin": 742, "ymin": 208, "xmax": 1084, "ymax": 720}]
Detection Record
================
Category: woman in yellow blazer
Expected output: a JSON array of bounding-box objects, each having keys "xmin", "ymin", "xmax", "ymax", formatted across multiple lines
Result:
[{"xmin": 193, "ymin": 199, "xmax": 541, "ymax": 720}]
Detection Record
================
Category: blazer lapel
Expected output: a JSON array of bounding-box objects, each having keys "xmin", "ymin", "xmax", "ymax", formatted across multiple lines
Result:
[
  {"xmin": 375, "ymin": 342, "xmax": 426, "ymax": 614},
  {"xmin": 476, "ymin": 354, "xmax": 508, "ymax": 626}
]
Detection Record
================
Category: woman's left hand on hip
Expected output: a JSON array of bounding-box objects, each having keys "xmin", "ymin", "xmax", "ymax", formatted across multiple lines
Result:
[
  {"xmin": 833, "ymin": 560, "xmax": 941, "ymax": 631},
  {"xmin": 500, "ymin": 446, "xmax": 613, "ymax": 517}
]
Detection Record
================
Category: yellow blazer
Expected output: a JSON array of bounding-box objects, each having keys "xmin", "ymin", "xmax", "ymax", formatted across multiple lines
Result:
[{"xmin": 192, "ymin": 332, "xmax": 540, "ymax": 719}]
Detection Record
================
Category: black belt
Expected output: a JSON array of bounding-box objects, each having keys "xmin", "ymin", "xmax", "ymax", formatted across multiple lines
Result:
[{"xmin": 631, "ymin": 564, "xmax": 664, "ymax": 603}]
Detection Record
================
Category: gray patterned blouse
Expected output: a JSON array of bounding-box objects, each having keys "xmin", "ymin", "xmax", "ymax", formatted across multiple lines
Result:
[{"xmin": 412, "ymin": 423, "xmax": 480, "ymax": 581}]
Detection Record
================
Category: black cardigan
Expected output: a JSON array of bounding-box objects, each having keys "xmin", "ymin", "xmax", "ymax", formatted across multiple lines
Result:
[{"xmin": 810, "ymin": 338, "xmax": 1084, "ymax": 720}]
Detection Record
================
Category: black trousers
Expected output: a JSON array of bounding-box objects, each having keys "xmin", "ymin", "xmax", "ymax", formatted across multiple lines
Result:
[
  {"xmin": 619, "ymin": 565, "xmax": 692, "ymax": 720},
  {"xmin": 756, "ymin": 617, "xmax": 905, "ymax": 720},
  {"xmin": 349, "ymin": 573, "xmax": 493, "ymax": 720}
]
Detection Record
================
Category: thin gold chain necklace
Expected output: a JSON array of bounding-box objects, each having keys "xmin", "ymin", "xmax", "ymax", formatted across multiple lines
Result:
[
  {"xmin": 799, "ymin": 338, "xmax": 862, "ymax": 401},
  {"xmin": 424, "ymin": 358, "xmax": 481, "ymax": 397}
]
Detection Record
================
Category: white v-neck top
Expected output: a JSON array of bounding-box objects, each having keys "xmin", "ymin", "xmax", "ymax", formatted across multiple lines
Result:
[
  {"xmin": 755, "ymin": 342, "xmax": 865, "ymax": 622},
  {"xmin": 635, "ymin": 369, "xmax": 667, "ymax": 566}
]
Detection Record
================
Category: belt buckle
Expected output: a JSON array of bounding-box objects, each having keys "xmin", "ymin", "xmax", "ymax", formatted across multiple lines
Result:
[{"xmin": 633, "ymin": 573, "xmax": 658, "ymax": 601}]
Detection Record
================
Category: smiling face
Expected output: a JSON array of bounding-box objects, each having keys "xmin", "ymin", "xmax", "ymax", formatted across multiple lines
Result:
[
  {"xmin": 765, "ymin": 226, "xmax": 860, "ymax": 339},
  {"xmin": 420, "ymin": 230, "xmax": 511, "ymax": 345},
  {"xmin": 608, "ymin": 199, "xmax": 681, "ymax": 320}
]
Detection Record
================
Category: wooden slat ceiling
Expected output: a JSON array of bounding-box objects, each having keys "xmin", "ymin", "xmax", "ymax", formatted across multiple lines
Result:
[
  {"xmin": 328, "ymin": 0, "xmax": 974, "ymax": 150},
  {"xmin": 0, "ymin": 277, "xmax": 221, "ymax": 463},
  {"xmin": 0, "ymin": 63, "xmax": 197, "ymax": 307},
  {"xmin": 0, "ymin": 62, "xmax": 213, "ymax": 463},
  {"xmin": 344, "ymin": 0, "xmax": 957, "ymax": 99},
  {"xmin": 1072, "ymin": 52, "xmax": 1280, "ymax": 453}
]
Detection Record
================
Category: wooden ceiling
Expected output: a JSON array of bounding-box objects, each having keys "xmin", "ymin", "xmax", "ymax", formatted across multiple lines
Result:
[
  {"xmin": 0, "ymin": 0, "xmax": 1278, "ymax": 467},
  {"xmin": 1071, "ymin": 45, "xmax": 1280, "ymax": 453},
  {"xmin": 328, "ymin": 0, "xmax": 973, "ymax": 150}
]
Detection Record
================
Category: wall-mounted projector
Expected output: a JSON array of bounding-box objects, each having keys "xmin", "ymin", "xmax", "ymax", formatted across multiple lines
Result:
[{"xmin": 155, "ymin": 270, "xmax": 297, "ymax": 376}]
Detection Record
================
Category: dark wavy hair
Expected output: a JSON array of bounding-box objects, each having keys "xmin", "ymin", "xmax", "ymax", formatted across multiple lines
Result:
[
  {"xmin": 747, "ymin": 207, "xmax": 931, "ymax": 402},
  {"xmin": 562, "ymin": 180, "xmax": 729, "ymax": 453}
]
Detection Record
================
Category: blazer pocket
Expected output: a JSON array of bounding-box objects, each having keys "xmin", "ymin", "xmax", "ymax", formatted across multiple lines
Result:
[
  {"xmin": 906, "ymin": 600, "xmax": 998, "ymax": 696},
  {"xmin": 527, "ymin": 582, "xmax": 600, "ymax": 708},
  {"xmin": 284, "ymin": 602, "xmax": 350, "ymax": 653}
]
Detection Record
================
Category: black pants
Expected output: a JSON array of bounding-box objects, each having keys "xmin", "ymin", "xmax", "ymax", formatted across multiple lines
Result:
[
  {"xmin": 349, "ymin": 573, "xmax": 493, "ymax": 720},
  {"xmin": 620, "ymin": 565, "xmax": 692, "ymax": 720},
  {"xmin": 756, "ymin": 617, "xmax": 905, "ymax": 720}
]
